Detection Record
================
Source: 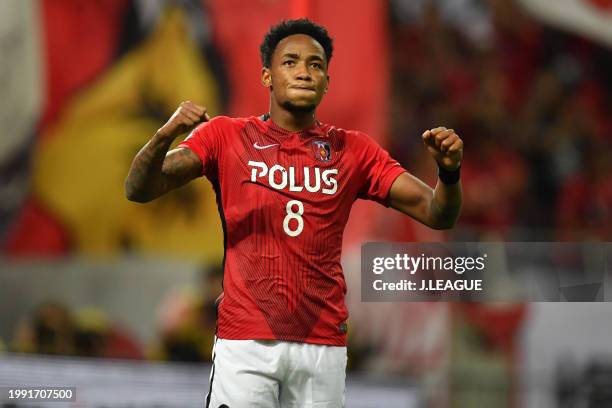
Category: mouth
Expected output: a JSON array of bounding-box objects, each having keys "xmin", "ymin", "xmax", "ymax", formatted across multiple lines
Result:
[{"xmin": 290, "ymin": 85, "xmax": 316, "ymax": 92}]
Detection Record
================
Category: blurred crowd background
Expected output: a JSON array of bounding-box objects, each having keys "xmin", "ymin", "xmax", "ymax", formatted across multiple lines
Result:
[
  {"xmin": 388, "ymin": 0, "xmax": 611, "ymax": 242},
  {"xmin": 0, "ymin": 0, "xmax": 611, "ymax": 407}
]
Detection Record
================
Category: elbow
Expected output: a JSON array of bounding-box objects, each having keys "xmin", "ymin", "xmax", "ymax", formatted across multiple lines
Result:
[
  {"xmin": 126, "ymin": 194, "xmax": 150, "ymax": 203},
  {"xmin": 430, "ymin": 219, "xmax": 457, "ymax": 230},
  {"xmin": 125, "ymin": 191, "xmax": 152, "ymax": 203},
  {"xmin": 428, "ymin": 201, "xmax": 461, "ymax": 230},
  {"xmin": 428, "ymin": 212, "xmax": 461, "ymax": 230},
  {"xmin": 125, "ymin": 191, "xmax": 146, "ymax": 203},
  {"xmin": 125, "ymin": 182, "xmax": 151, "ymax": 203}
]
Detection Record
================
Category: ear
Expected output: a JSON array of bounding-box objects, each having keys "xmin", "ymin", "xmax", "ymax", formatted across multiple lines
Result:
[
  {"xmin": 324, "ymin": 75, "xmax": 330, "ymax": 94},
  {"xmin": 261, "ymin": 67, "xmax": 272, "ymax": 88}
]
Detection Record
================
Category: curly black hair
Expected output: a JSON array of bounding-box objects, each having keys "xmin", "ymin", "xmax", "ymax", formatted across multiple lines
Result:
[{"xmin": 260, "ymin": 19, "xmax": 333, "ymax": 68}]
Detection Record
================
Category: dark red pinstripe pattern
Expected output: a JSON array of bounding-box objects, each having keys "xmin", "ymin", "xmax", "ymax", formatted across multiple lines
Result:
[{"xmin": 188, "ymin": 116, "xmax": 404, "ymax": 346}]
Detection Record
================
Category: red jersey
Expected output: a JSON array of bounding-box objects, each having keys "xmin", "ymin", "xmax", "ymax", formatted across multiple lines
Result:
[{"xmin": 179, "ymin": 116, "xmax": 406, "ymax": 346}]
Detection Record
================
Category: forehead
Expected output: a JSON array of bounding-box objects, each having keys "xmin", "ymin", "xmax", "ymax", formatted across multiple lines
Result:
[{"xmin": 273, "ymin": 34, "xmax": 325, "ymax": 60}]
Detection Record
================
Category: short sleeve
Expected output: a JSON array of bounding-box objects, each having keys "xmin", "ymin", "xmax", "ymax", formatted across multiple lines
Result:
[
  {"xmin": 177, "ymin": 117, "xmax": 224, "ymax": 177},
  {"xmin": 355, "ymin": 132, "xmax": 407, "ymax": 206}
]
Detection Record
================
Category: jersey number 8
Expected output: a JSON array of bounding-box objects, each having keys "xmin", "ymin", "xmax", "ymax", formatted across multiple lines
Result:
[{"xmin": 283, "ymin": 200, "xmax": 304, "ymax": 237}]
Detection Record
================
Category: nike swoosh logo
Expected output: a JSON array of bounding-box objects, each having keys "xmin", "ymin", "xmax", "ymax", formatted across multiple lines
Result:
[{"xmin": 253, "ymin": 142, "xmax": 279, "ymax": 150}]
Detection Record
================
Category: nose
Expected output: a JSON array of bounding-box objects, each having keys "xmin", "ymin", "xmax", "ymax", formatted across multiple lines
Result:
[{"xmin": 295, "ymin": 62, "xmax": 312, "ymax": 81}]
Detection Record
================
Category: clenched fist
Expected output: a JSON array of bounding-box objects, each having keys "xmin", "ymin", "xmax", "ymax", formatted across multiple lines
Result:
[
  {"xmin": 422, "ymin": 127, "xmax": 463, "ymax": 171},
  {"xmin": 157, "ymin": 101, "xmax": 210, "ymax": 140}
]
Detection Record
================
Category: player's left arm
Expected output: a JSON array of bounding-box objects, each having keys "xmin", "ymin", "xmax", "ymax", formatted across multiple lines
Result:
[{"xmin": 389, "ymin": 127, "xmax": 463, "ymax": 230}]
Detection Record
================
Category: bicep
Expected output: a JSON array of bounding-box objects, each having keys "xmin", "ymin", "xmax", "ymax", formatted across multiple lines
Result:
[
  {"xmin": 161, "ymin": 147, "xmax": 203, "ymax": 189},
  {"xmin": 388, "ymin": 172, "xmax": 434, "ymax": 225}
]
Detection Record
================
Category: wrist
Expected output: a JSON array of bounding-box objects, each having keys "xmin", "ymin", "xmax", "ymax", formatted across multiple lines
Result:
[
  {"xmin": 154, "ymin": 128, "xmax": 177, "ymax": 142},
  {"xmin": 438, "ymin": 163, "xmax": 461, "ymax": 185}
]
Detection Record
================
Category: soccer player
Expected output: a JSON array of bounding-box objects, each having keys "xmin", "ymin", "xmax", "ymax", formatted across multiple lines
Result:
[{"xmin": 125, "ymin": 19, "xmax": 462, "ymax": 408}]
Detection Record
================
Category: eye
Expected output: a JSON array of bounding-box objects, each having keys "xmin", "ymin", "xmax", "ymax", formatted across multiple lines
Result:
[
  {"xmin": 310, "ymin": 62, "xmax": 322, "ymax": 69},
  {"xmin": 283, "ymin": 60, "xmax": 295, "ymax": 66}
]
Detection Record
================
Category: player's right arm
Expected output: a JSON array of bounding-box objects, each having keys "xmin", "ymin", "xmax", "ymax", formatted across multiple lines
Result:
[{"xmin": 125, "ymin": 101, "xmax": 210, "ymax": 203}]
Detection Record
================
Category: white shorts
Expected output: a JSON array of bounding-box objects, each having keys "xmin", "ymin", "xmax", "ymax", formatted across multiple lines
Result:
[{"xmin": 205, "ymin": 338, "xmax": 347, "ymax": 408}]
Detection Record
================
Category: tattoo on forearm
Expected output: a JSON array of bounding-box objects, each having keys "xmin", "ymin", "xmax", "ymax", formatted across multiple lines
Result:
[
  {"xmin": 125, "ymin": 136, "xmax": 172, "ymax": 201},
  {"xmin": 125, "ymin": 135, "xmax": 199, "ymax": 202}
]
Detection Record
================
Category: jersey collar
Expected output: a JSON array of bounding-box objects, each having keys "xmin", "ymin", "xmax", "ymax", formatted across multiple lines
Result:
[{"xmin": 258, "ymin": 114, "xmax": 327, "ymax": 138}]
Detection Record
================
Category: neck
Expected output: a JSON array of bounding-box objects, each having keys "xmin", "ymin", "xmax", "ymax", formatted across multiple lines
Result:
[{"xmin": 269, "ymin": 101, "xmax": 316, "ymax": 132}]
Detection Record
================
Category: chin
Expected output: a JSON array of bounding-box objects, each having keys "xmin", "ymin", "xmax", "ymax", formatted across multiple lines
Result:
[{"xmin": 282, "ymin": 100, "xmax": 317, "ymax": 114}]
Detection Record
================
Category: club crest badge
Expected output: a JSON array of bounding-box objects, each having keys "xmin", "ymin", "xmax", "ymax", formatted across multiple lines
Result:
[{"xmin": 311, "ymin": 140, "xmax": 332, "ymax": 162}]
